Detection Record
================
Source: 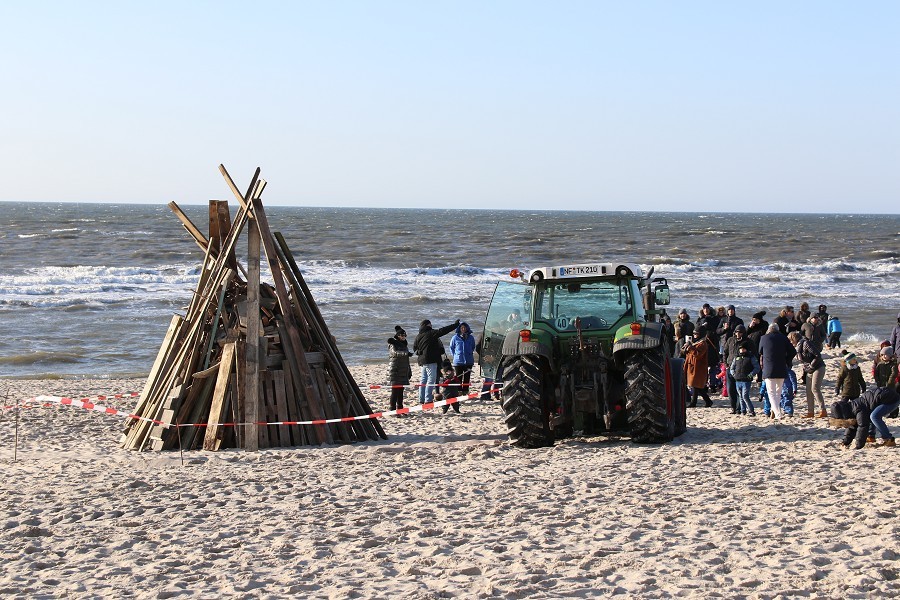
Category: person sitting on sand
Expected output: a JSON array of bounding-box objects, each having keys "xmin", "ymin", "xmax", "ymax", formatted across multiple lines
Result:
[
  {"xmin": 831, "ymin": 386, "xmax": 900, "ymax": 449},
  {"xmin": 434, "ymin": 360, "xmax": 462, "ymax": 414}
]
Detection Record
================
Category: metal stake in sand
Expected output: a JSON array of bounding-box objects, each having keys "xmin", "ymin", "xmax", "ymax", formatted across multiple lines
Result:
[
  {"xmin": 176, "ymin": 419, "xmax": 185, "ymax": 467},
  {"xmin": 11, "ymin": 388, "xmax": 19, "ymax": 463}
]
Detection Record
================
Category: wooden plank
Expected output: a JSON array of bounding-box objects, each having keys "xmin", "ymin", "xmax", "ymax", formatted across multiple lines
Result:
[
  {"xmin": 168, "ymin": 201, "xmax": 210, "ymax": 253},
  {"xmin": 244, "ymin": 216, "xmax": 261, "ymax": 451},
  {"xmin": 217, "ymin": 164, "xmax": 256, "ymax": 211},
  {"xmin": 215, "ymin": 200, "xmax": 237, "ymax": 272},
  {"xmin": 257, "ymin": 371, "xmax": 271, "ymax": 449},
  {"xmin": 123, "ymin": 314, "xmax": 183, "ymax": 442},
  {"xmin": 282, "ymin": 361, "xmax": 307, "ymax": 446},
  {"xmin": 274, "ymin": 232, "xmax": 384, "ymax": 441},
  {"xmin": 272, "ymin": 369, "xmax": 291, "ymax": 446},
  {"xmin": 203, "ymin": 342, "xmax": 235, "ymax": 451},
  {"xmin": 253, "ymin": 199, "xmax": 331, "ymax": 444},
  {"xmin": 223, "ymin": 373, "xmax": 238, "ymax": 448}
]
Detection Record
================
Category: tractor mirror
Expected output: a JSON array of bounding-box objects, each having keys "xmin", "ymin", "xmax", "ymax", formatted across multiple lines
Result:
[{"xmin": 654, "ymin": 285, "xmax": 671, "ymax": 306}]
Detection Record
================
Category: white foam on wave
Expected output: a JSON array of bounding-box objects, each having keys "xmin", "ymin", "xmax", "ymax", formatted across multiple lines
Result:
[{"xmin": 847, "ymin": 332, "xmax": 880, "ymax": 343}]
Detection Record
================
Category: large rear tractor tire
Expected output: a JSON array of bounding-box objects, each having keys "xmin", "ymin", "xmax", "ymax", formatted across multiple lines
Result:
[
  {"xmin": 625, "ymin": 345, "xmax": 677, "ymax": 443},
  {"xmin": 500, "ymin": 355, "xmax": 554, "ymax": 448},
  {"xmin": 669, "ymin": 357, "xmax": 688, "ymax": 437}
]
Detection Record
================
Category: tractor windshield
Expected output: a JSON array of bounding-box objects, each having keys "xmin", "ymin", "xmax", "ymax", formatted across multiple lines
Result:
[{"xmin": 535, "ymin": 280, "xmax": 633, "ymax": 332}]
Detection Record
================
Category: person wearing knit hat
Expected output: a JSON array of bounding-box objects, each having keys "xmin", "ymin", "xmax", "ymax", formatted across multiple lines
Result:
[
  {"xmin": 387, "ymin": 326, "xmax": 413, "ymax": 411},
  {"xmin": 835, "ymin": 352, "xmax": 866, "ymax": 409},
  {"xmin": 874, "ymin": 346, "xmax": 899, "ymax": 390}
]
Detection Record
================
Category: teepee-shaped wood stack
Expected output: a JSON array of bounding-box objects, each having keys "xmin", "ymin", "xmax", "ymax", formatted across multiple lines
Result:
[{"xmin": 121, "ymin": 165, "xmax": 386, "ymax": 451}]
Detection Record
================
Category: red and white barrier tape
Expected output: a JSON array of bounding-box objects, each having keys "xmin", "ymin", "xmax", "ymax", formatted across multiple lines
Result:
[{"xmin": 9, "ymin": 392, "xmax": 476, "ymax": 428}]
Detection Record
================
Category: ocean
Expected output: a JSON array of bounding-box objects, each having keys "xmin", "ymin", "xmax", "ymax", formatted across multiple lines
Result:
[{"xmin": 1, "ymin": 202, "xmax": 897, "ymax": 379}]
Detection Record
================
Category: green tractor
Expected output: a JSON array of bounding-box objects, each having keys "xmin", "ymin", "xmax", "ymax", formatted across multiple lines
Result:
[{"xmin": 479, "ymin": 262, "xmax": 687, "ymax": 448}]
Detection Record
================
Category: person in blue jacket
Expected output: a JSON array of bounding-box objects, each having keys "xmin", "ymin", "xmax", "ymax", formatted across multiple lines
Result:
[
  {"xmin": 449, "ymin": 322, "xmax": 477, "ymax": 400},
  {"xmin": 826, "ymin": 315, "xmax": 843, "ymax": 350}
]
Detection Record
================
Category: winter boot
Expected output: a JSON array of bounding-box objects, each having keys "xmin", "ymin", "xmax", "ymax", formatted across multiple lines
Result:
[{"xmin": 882, "ymin": 438, "xmax": 896, "ymax": 447}]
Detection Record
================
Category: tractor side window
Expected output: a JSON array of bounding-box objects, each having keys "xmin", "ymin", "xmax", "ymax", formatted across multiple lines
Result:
[{"xmin": 479, "ymin": 281, "xmax": 530, "ymax": 378}]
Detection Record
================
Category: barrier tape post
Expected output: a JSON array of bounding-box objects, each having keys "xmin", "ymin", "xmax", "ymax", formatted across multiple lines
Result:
[
  {"xmin": 176, "ymin": 418, "xmax": 184, "ymax": 467},
  {"xmin": 12, "ymin": 387, "xmax": 19, "ymax": 463}
]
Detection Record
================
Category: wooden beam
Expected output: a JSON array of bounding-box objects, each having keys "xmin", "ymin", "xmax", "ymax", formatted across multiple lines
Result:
[
  {"xmin": 204, "ymin": 342, "xmax": 235, "ymax": 451},
  {"xmin": 244, "ymin": 215, "xmax": 261, "ymax": 451}
]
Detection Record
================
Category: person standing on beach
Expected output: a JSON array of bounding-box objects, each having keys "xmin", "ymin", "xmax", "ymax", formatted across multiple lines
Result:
[
  {"xmin": 414, "ymin": 319, "xmax": 460, "ymax": 405},
  {"xmin": 716, "ymin": 305, "xmax": 744, "ymax": 349},
  {"xmin": 746, "ymin": 311, "xmax": 768, "ymax": 357},
  {"xmin": 696, "ymin": 305, "xmax": 721, "ymax": 392},
  {"xmin": 730, "ymin": 344, "xmax": 760, "ymax": 416},
  {"xmin": 722, "ymin": 324, "xmax": 750, "ymax": 413},
  {"xmin": 873, "ymin": 347, "xmax": 899, "ymax": 390},
  {"xmin": 387, "ymin": 326, "xmax": 413, "ymax": 411},
  {"xmin": 890, "ymin": 311, "xmax": 900, "ymax": 357},
  {"xmin": 789, "ymin": 331, "xmax": 827, "ymax": 418},
  {"xmin": 449, "ymin": 322, "xmax": 476, "ymax": 400},
  {"xmin": 826, "ymin": 315, "xmax": 843, "ymax": 350},
  {"xmin": 835, "ymin": 352, "xmax": 866, "ymax": 403},
  {"xmin": 759, "ymin": 324, "xmax": 791, "ymax": 419},
  {"xmin": 684, "ymin": 329, "xmax": 715, "ymax": 407},
  {"xmin": 674, "ymin": 309, "xmax": 695, "ymax": 357},
  {"xmin": 774, "ymin": 306, "xmax": 799, "ymax": 336},
  {"xmin": 801, "ymin": 315, "xmax": 826, "ymax": 353},
  {"xmin": 796, "ymin": 302, "xmax": 811, "ymax": 327},
  {"xmin": 815, "ymin": 304, "xmax": 830, "ymax": 340}
]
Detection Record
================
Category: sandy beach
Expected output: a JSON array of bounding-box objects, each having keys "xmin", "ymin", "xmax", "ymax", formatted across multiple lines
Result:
[{"xmin": 1, "ymin": 341, "xmax": 898, "ymax": 599}]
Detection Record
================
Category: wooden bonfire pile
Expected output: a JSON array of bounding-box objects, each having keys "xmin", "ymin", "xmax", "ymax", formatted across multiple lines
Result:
[{"xmin": 121, "ymin": 166, "xmax": 386, "ymax": 451}]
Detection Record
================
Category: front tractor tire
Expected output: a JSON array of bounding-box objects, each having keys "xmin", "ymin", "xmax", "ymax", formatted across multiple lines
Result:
[
  {"xmin": 500, "ymin": 355, "xmax": 554, "ymax": 448},
  {"xmin": 624, "ymin": 345, "xmax": 681, "ymax": 443}
]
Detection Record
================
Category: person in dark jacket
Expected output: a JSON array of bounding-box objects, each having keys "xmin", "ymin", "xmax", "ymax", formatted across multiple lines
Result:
[
  {"xmin": 414, "ymin": 319, "xmax": 460, "ymax": 404},
  {"xmin": 796, "ymin": 302, "xmax": 811, "ymax": 327},
  {"xmin": 716, "ymin": 305, "xmax": 745, "ymax": 348},
  {"xmin": 832, "ymin": 387, "xmax": 900, "ymax": 449},
  {"xmin": 835, "ymin": 352, "xmax": 867, "ymax": 400},
  {"xmin": 696, "ymin": 304, "xmax": 721, "ymax": 349},
  {"xmin": 790, "ymin": 331, "xmax": 827, "ymax": 418},
  {"xmin": 434, "ymin": 360, "xmax": 463, "ymax": 413},
  {"xmin": 800, "ymin": 315, "xmax": 826, "ymax": 353},
  {"xmin": 773, "ymin": 306, "xmax": 799, "ymax": 336},
  {"xmin": 722, "ymin": 325, "xmax": 752, "ymax": 413},
  {"xmin": 674, "ymin": 309, "xmax": 695, "ymax": 358},
  {"xmin": 746, "ymin": 311, "xmax": 768, "ymax": 357},
  {"xmin": 815, "ymin": 304, "xmax": 829, "ymax": 340},
  {"xmin": 387, "ymin": 326, "xmax": 413, "ymax": 411},
  {"xmin": 874, "ymin": 347, "xmax": 899, "ymax": 390},
  {"xmin": 759, "ymin": 324, "xmax": 791, "ymax": 419},
  {"xmin": 449, "ymin": 322, "xmax": 476, "ymax": 399},
  {"xmin": 890, "ymin": 312, "xmax": 900, "ymax": 358},
  {"xmin": 729, "ymin": 344, "xmax": 760, "ymax": 416}
]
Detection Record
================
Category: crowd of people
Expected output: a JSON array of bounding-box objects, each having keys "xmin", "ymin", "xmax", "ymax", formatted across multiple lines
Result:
[
  {"xmin": 672, "ymin": 303, "xmax": 900, "ymax": 448},
  {"xmin": 385, "ymin": 307, "xmax": 900, "ymax": 448}
]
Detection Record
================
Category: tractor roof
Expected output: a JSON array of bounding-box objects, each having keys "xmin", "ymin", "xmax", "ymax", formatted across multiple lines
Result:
[{"xmin": 526, "ymin": 263, "xmax": 644, "ymax": 283}]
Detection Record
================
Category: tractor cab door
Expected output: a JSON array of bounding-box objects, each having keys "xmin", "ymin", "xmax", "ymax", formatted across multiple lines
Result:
[{"xmin": 479, "ymin": 280, "xmax": 530, "ymax": 379}]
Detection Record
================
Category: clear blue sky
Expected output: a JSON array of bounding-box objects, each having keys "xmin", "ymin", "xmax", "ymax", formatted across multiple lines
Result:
[{"xmin": 2, "ymin": 2, "xmax": 897, "ymax": 212}]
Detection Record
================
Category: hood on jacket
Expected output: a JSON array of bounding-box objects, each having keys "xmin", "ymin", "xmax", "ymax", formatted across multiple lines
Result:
[{"xmin": 456, "ymin": 322, "xmax": 471, "ymax": 337}]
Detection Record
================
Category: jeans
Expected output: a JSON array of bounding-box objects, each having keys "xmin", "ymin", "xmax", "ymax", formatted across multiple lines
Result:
[
  {"xmin": 805, "ymin": 366, "xmax": 826, "ymax": 413},
  {"xmin": 764, "ymin": 378, "xmax": 785, "ymax": 418},
  {"xmin": 419, "ymin": 363, "xmax": 438, "ymax": 404},
  {"xmin": 735, "ymin": 381, "xmax": 755, "ymax": 414},
  {"xmin": 727, "ymin": 372, "xmax": 738, "ymax": 411},
  {"xmin": 869, "ymin": 400, "xmax": 900, "ymax": 439}
]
